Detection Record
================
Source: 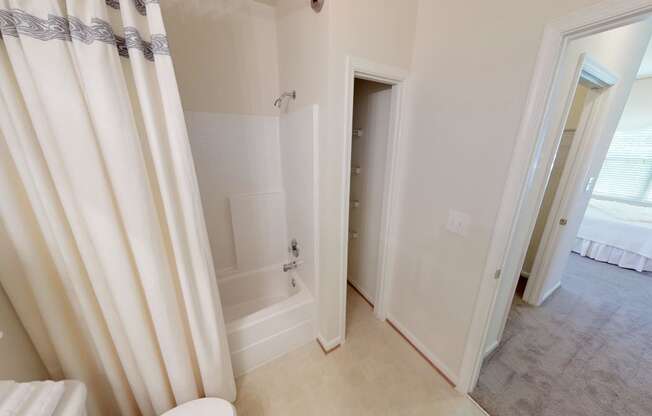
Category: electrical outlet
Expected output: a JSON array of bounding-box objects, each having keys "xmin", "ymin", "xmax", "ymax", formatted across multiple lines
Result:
[{"xmin": 446, "ymin": 210, "xmax": 470, "ymax": 237}]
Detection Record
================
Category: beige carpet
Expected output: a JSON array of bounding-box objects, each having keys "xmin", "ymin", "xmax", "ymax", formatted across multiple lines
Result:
[{"xmin": 471, "ymin": 253, "xmax": 652, "ymax": 416}]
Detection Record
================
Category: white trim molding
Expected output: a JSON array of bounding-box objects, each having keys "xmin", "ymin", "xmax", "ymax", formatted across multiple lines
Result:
[
  {"xmin": 317, "ymin": 333, "xmax": 342, "ymax": 353},
  {"xmin": 457, "ymin": 0, "xmax": 652, "ymax": 394},
  {"xmin": 540, "ymin": 281, "xmax": 562, "ymax": 305},
  {"xmin": 387, "ymin": 314, "xmax": 458, "ymax": 386},
  {"xmin": 337, "ymin": 56, "xmax": 409, "ymax": 344},
  {"xmin": 580, "ymin": 55, "xmax": 619, "ymax": 87}
]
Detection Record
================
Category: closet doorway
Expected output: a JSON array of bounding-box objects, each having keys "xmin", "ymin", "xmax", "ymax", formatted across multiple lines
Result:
[
  {"xmin": 336, "ymin": 59, "xmax": 407, "ymax": 345},
  {"xmin": 346, "ymin": 79, "xmax": 393, "ymax": 311}
]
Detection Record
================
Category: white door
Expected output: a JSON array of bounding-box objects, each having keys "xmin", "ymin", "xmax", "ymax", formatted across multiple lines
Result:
[{"xmin": 524, "ymin": 87, "xmax": 603, "ymax": 304}]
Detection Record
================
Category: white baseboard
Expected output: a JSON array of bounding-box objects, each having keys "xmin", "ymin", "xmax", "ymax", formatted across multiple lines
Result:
[
  {"xmin": 386, "ymin": 313, "xmax": 458, "ymax": 385},
  {"xmin": 467, "ymin": 395, "xmax": 491, "ymax": 415},
  {"xmin": 317, "ymin": 333, "xmax": 342, "ymax": 353},
  {"xmin": 538, "ymin": 281, "xmax": 561, "ymax": 305},
  {"xmin": 483, "ymin": 340, "xmax": 499, "ymax": 358},
  {"xmin": 347, "ymin": 279, "xmax": 375, "ymax": 305}
]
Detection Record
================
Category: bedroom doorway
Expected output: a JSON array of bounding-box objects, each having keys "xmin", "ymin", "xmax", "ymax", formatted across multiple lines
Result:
[
  {"xmin": 519, "ymin": 81, "xmax": 592, "ymax": 302},
  {"xmin": 523, "ymin": 51, "xmax": 652, "ymax": 306},
  {"xmin": 471, "ymin": 21, "xmax": 652, "ymax": 416},
  {"xmin": 486, "ymin": 53, "xmax": 619, "ymax": 351}
]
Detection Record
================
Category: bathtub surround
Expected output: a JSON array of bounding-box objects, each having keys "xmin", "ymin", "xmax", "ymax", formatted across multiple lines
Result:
[
  {"xmin": 279, "ymin": 105, "xmax": 320, "ymax": 296},
  {"xmin": 185, "ymin": 107, "xmax": 319, "ymax": 294},
  {"xmin": 0, "ymin": 1, "xmax": 234, "ymax": 415},
  {"xmin": 229, "ymin": 192, "xmax": 288, "ymax": 272},
  {"xmin": 186, "ymin": 111, "xmax": 283, "ymax": 276},
  {"xmin": 185, "ymin": 105, "xmax": 320, "ymax": 376}
]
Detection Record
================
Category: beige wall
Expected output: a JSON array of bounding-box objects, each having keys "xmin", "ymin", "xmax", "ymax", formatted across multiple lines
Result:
[
  {"xmin": 618, "ymin": 76, "xmax": 652, "ymax": 131},
  {"xmin": 162, "ymin": 0, "xmax": 280, "ymax": 116},
  {"xmin": 318, "ymin": 0, "xmax": 419, "ymax": 343},
  {"xmin": 0, "ymin": 223, "xmax": 48, "ymax": 382},
  {"xmin": 275, "ymin": 0, "xmax": 330, "ymax": 112},
  {"xmin": 522, "ymin": 84, "xmax": 589, "ymax": 275},
  {"xmin": 161, "ymin": 0, "xmax": 652, "ymax": 382},
  {"xmin": 273, "ymin": 0, "xmax": 419, "ymax": 342},
  {"xmin": 388, "ymin": 1, "xmax": 652, "ymax": 382}
]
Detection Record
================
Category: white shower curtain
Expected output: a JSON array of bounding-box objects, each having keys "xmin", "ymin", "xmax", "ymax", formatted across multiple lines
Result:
[{"xmin": 0, "ymin": 1, "xmax": 235, "ymax": 415}]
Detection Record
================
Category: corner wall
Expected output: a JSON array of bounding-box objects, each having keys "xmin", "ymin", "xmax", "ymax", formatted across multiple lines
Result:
[{"xmin": 163, "ymin": 1, "xmax": 286, "ymax": 276}]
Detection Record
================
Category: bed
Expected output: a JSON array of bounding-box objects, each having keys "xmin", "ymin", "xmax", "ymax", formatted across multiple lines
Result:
[{"xmin": 573, "ymin": 199, "xmax": 652, "ymax": 272}]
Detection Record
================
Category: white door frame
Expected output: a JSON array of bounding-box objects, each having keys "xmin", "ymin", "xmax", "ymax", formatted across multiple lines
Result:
[
  {"xmin": 488, "ymin": 56, "xmax": 617, "ymax": 348},
  {"xmin": 456, "ymin": 0, "xmax": 652, "ymax": 394},
  {"xmin": 522, "ymin": 57, "xmax": 617, "ymax": 307},
  {"xmin": 338, "ymin": 57, "xmax": 408, "ymax": 343}
]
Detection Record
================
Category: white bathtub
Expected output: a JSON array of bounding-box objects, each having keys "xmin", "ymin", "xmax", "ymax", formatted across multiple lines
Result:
[{"xmin": 218, "ymin": 265, "xmax": 315, "ymax": 376}]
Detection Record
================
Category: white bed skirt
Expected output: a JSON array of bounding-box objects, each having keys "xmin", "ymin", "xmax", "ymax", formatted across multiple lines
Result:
[{"xmin": 573, "ymin": 238, "xmax": 652, "ymax": 272}]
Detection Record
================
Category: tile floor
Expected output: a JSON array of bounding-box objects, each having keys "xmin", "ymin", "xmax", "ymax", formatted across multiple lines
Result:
[{"xmin": 234, "ymin": 286, "xmax": 487, "ymax": 415}]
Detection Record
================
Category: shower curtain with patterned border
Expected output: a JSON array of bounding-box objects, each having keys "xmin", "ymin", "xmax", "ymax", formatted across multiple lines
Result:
[{"xmin": 0, "ymin": 1, "xmax": 236, "ymax": 415}]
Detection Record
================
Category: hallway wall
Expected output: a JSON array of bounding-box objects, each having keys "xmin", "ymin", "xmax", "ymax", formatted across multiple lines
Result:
[{"xmin": 388, "ymin": 1, "xmax": 652, "ymax": 382}]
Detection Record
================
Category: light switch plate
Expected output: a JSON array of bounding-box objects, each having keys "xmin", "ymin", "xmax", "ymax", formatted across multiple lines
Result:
[{"xmin": 446, "ymin": 209, "xmax": 470, "ymax": 237}]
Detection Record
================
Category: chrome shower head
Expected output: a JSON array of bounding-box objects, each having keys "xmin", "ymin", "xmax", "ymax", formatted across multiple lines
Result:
[{"xmin": 273, "ymin": 90, "xmax": 296, "ymax": 108}]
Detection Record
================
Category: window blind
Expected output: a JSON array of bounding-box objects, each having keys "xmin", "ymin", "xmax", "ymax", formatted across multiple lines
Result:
[{"xmin": 593, "ymin": 128, "xmax": 652, "ymax": 206}]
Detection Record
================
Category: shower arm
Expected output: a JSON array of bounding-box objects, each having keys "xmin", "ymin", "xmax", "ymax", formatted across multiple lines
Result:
[{"xmin": 274, "ymin": 90, "xmax": 296, "ymax": 108}]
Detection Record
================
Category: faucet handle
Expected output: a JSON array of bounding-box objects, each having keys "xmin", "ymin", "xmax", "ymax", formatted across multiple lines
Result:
[{"xmin": 289, "ymin": 238, "xmax": 300, "ymax": 258}]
